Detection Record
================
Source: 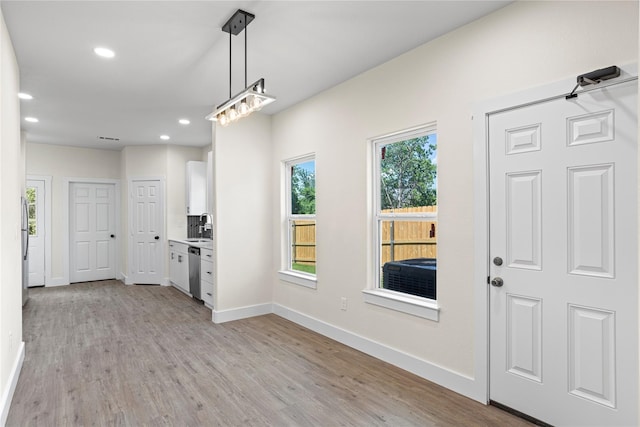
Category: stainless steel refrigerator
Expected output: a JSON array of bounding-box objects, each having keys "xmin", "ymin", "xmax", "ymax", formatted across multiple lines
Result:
[{"xmin": 21, "ymin": 196, "xmax": 29, "ymax": 306}]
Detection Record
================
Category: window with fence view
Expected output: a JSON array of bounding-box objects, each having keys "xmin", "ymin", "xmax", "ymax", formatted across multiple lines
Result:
[
  {"xmin": 374, "ymin": 126, "xmax": 437, "ymax": 300},
  {"xmin": 287, "ymin": 156, "xmax": 316, "ymax": 276}
]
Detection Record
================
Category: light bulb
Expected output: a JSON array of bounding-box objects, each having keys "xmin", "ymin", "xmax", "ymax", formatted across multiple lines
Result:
[
  {"xmin": 249, "ymin": 95, "xmax": 263, "ymax": 111},
  {"xmin": 228, "ymin": 106, "xmax": 238, "ymax": 121},
  {"xmin": 238, "ymin": 99, "xmax": 250, "ymax": 117},
  {"xmin": 218, "ymin": 112, "xmax": 228, "ymax": 126}
]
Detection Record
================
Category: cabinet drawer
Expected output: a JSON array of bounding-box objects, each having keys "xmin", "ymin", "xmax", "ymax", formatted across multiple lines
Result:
[
  {"xmin": 201, "ymin": 280, "xmax": 213, "ymax": 306},
  {"xmin": 201, "ymin": 259, "xmax": 213, "ymax": 279},
  {"xmin": 201, "ymin": 248, "xmax": 213, "ymax": 261}
]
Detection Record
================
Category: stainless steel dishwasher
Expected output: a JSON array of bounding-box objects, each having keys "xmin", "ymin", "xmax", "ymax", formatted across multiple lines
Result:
[{"xmin": 188, "ymin": 246, "xmax": 201, "ymax": 300}]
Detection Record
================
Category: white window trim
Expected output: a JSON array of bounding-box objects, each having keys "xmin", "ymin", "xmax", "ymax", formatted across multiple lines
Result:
[
  {"xmin": 364, "ymin": 122, "xmax": 439, "ymax": 321},
  {"xmin": 282, "ymin": 153, "xmax": 317, "ymax": 287},
  {"xmin": 278, "ymin": 270, "xmax": 317, "ymax": 289}
]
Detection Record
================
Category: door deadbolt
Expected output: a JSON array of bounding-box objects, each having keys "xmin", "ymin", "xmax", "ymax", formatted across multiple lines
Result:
[
  {"xmin": 491, "ymin": 277, "xmax": 504, "ymax": 287},
  {"xmin": 493, "ymin": 257, "xmax": 503, "ymax": 266}
]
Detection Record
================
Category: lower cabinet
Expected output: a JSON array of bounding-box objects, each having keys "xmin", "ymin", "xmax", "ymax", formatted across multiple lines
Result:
[
  {"xmin": 169, "ymin": 241, "xmax": 190, "ymax": 293},
  {"xmin": 201, "ymin": 248, "xmax": 214, "ymax": 307}
]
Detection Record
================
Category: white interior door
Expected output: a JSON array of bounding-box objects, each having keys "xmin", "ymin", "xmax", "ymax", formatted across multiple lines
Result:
[
  {"xmin": 70, "ymin": 182, "xmax": 116, "ymax": 282},
  {"xmin": 26, "ymin": 179, "xmax": 45, "ymax": 286},
  {"xmin": 489, "ymin": 80, "xmax": 638, "ymax": 426},
  {"xmin": 129, "ymin": 179, "xmax": 164, "ymax": 284}
]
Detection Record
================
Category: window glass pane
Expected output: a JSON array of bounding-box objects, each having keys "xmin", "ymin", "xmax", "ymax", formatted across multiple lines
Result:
[
  {"xmin": 380, "ymin": 219, "xmax": 437, "ymax": 299},
  {"xmin": 379, "ymin": 133, "xmax": 437, "ymax": 213},
  {"xmin": 291, "ymin": 160, "xmax": 315, "ymax": 215},
  {"xmin": 26, "ymin": 187, "xmax": 36, "ymax": 204},
  {"xmin": 290, "ymin": 219, "xmax": 316, "ymax": 274}
]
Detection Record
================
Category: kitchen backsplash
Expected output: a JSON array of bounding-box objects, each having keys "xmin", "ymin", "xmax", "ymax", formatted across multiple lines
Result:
[{"xmin": 187, "ymin": 216, "xmax": 212, "ymax": 239}]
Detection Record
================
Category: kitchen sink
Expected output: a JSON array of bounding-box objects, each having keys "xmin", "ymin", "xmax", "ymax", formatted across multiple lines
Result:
[{"xmin": 185, "ymin": 238, "xmax": 211, "ymax": 243}]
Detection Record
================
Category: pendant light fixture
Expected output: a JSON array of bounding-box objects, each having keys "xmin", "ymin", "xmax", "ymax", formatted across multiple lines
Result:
[{"xmin": 206, "ymin": 9, "xmax": 275, "ymax": 126}]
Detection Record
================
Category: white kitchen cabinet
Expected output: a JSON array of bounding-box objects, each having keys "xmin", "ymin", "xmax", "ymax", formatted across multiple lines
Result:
[
  {"xmin": 200, "ymin": 248, "xmax": 214, "ymax": 308},
  {"xmin": 186, "ymin": 160, "xmax": 206, "ymax": 215},
  {"xmin": 168, "ymin": 241, "xmax": 190, "ymax": 293}
]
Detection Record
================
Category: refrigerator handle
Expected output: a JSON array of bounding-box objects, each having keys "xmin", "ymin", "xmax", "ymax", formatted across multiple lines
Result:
[{"xmin": 23, "ymin": 198, "xmax": 29, "ymax": 260}]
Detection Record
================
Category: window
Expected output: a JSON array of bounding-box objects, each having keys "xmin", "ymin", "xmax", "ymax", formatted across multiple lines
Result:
[
  {"xmin": 364, "ymin": 124, "xmax": 439, "ymax": 320},
  {"xmin": 280, "ymin": 155, "xmax": 317, "ymax": 288},
  {"xmin": 26, "ymin": 186, "xmax": 37, "ymax": 236}
]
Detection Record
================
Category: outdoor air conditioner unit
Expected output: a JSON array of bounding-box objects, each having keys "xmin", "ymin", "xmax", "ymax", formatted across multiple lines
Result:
[{"xmin": 382, "ymin": 258, "xmax": 436, "ymax": 300}]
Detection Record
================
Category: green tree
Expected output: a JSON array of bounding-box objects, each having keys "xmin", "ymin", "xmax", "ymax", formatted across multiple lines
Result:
[
  {"xmin": 380, "ymin": 135, "xmax": 436, "ymax": 210},
  {"xmin": 291, "ymin": 163, "xmax": 315, "ymax": 214}
]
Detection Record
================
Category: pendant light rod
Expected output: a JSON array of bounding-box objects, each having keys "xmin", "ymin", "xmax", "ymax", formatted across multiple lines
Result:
[
  {"xmin": 209, "ymin": 9, "xmax": 274, "ymax": 126},
  {"xmin": 228, "ymin": 30, "xmax": 232, "ymax": 99}
]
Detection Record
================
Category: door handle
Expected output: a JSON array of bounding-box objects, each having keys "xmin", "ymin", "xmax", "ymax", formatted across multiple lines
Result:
[
  {"xmin": 178, "ymin": 255, "xmax": 182, "ymax": 263},
  {"xmin": 110, "ymin": 234, "xmax": 115, "ymax": 238},
  {"xmin": 155, "ymin": 236, "xmax": 160, "ymax": 240},
  {"xmin": 493, "ymin": 257, "xmax": 503, "ymax": 266},
  {"xmin": 491, "ymin": 277, "xmax": 504, "ymax": 287}
]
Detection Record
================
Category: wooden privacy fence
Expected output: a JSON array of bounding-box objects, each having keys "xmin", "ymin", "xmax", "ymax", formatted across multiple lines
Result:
[
  {"xmin": 380, "ymin": 206, "xmax": 437, "ymax": 264},
  {"xmin": 291, "ymin": 206, "xmax": 437, "ymax": 266},
  {"xmin": 291, "ymin": 220, "xmax": 316, "ymax": 266}
]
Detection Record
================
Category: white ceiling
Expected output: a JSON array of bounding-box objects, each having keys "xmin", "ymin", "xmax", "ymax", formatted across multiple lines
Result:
[{"xmin": 1, "ymin": 1, "xmax": 511, "ymax": 150}]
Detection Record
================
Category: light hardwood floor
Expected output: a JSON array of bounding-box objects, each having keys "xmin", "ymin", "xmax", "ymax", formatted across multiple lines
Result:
[{"xmin": 7, "ymin": 280, "xmax": 532, "ymax": 426}]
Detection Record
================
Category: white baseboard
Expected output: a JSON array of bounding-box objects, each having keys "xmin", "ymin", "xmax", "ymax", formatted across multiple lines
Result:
[
  {"xmin": 273, "ymin": 304, "xmax": 482, "ymax": 403},
  {"xmin": 160, "ymin": 277, "xmax": 171, "ymax": 286},
  {"xmin": 46, "ymin": 277, "xmax": 68, "ymax": 287},
  {"xmin": 1, "ymin": 341, "xmax": 25, "ymax": 426},
  {"xmin": 212, "ymin": 303, "xmax": 273, "ymax": 324},
  {"xmin": 122, "ymin": 273, "xmax": 133, "ymax": 285}
]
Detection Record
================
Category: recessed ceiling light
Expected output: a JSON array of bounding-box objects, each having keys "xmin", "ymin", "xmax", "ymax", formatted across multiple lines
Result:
[
  {"xmin": 160, "ymin": 135, "xmax": 170, "ymax": 141},
  {"xmin": 25, "ymin": 117, "xmax": 39, "ymax": 123},
  {"xmin": 178, "ymin": 119, "xmax": 190, "ymax": 125},
  {"xmin": 94, "ymin": 47, "xmax": 115, "ymax": 58},
  {"xmin": 18, "ymin": 92, "xmax": 33, "ymax": 100}
]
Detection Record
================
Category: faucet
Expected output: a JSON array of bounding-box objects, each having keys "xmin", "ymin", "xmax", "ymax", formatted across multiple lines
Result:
[{"xmin": 199, "ymin": 213, "xmax": 213, "ymax": 237}]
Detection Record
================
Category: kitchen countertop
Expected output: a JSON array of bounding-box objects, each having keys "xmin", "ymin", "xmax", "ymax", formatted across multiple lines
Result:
[{"xmin": 169, "ymin": 238, "xmax": 213, "ymax": 249}]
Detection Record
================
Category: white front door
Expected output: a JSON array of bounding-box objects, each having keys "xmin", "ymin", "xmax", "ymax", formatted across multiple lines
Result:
[
  {"xmin": 489, "ymin": 80, "xmax": 638, "ymax": 426},
  {"xmin": 129, "ymin": 179, "xmax": 164, "ymax": 284},
  {"xmin": 70, "ymin": 182, "xmax": 116, "ymax": 282},
  {"xmin": 26, "ymin": 179, "xmax": 45, "ymax": 286}
]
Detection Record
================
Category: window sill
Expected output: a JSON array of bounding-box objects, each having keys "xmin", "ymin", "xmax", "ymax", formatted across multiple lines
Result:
[
  {"xmin": 362, "ymin": 289, "xmax": 439, "ymax": 321},
  {"xmin": 278, "ymin": 270, "xmax": 317, "ymax": 289}
]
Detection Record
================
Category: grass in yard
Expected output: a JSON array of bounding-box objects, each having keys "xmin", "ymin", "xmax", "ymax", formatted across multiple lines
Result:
[{"xmin": 292, "ymin": 263, "xmax": 316, "ymax": 275}]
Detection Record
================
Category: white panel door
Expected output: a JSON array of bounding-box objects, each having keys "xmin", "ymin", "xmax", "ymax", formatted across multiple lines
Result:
[
  {"xmin": 26, "ymin": 179, "xmax": 45, "ymax": 286},
  {"xmin": 489, "ymin": 80, "xmax": 637, "ymax": 426},
  {"xmin": 70, "ymin": 183, "xmax": 116, "ymax": 282},
  {"xmin": 129, "ymin": 179, "xmax": 164, "ymax": 284}
]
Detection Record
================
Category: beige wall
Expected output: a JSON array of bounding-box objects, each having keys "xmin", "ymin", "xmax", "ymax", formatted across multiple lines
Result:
[
  {"xmin": 0, "ymin": 8, "xmax": 22, "ymax": 423},
  {"xmin": 27, "ymin": 143, "xmax": 121, "ymax": 281},
  {"xmin": 213, "ymin": 113, "xmax": 273, "ymax": 312},
  {"xmin": 120, "ymin": 144, "xmax": 202, "ymax": 280},
  {"xmin": 25, "ymin": 143, "xmax": 203, "ymax": 283},
  {"xmin": 269, "ymin": 0, "xmax": 638, "ymax": 379}
]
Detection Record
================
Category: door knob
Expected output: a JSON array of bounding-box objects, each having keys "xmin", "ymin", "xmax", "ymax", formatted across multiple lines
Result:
[
  {"xmin": 154, "ymin": 236, "xmax": 160, "ymax": 240},
  {"xmin": 491, "ymin": 277, "xmax": 504, "ymax": 287},
  {"xmin": 110, "ymin": 234, "xmax": 115, "ymax": 238},
  {"xmin": 493, "ymin": 257, "xmax": 503, "ymax": 266}
]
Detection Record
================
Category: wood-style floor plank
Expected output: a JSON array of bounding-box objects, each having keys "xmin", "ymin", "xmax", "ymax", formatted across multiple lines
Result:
[{"xmin": 7, "ymin": 280, "xmax": 531, "ymax": 426}]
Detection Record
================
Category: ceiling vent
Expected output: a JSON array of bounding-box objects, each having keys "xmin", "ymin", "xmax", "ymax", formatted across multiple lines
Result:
[{"xmin": 97, "ymin": 136, "xmax": 120, "ymax": 142}]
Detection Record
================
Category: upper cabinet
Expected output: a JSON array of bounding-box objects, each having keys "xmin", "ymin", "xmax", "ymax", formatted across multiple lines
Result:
[{"xmin": 186, "ymin": 160, "xmax": 206, "ymax": 215}]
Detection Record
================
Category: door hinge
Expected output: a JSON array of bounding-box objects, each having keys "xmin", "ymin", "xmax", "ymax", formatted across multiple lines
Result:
[{"xmin": 487, "ymin": 276, "xmax": 490, "ymax": 285}]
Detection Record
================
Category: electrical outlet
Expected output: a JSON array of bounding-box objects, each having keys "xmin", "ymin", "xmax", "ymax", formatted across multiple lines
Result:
[{"xmin": 340, "ymin": 297, "xmax": 348, "ymax": 311}]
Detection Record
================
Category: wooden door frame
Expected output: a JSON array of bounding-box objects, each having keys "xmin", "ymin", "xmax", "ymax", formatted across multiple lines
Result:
[
  {"xmin": 126, "ymin": 177, "xmax": 166, "ymax": 286},
  {"xmin": 63, "ymin": 178, "xmax": 121, "ymax": 285},
  {"xmin": 471, "ymin": 63, "xmax": 638, "ymax": 404},
  {"xmin": 26, "ymin": 175, "xmax": 52, "ymax": 286}
]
